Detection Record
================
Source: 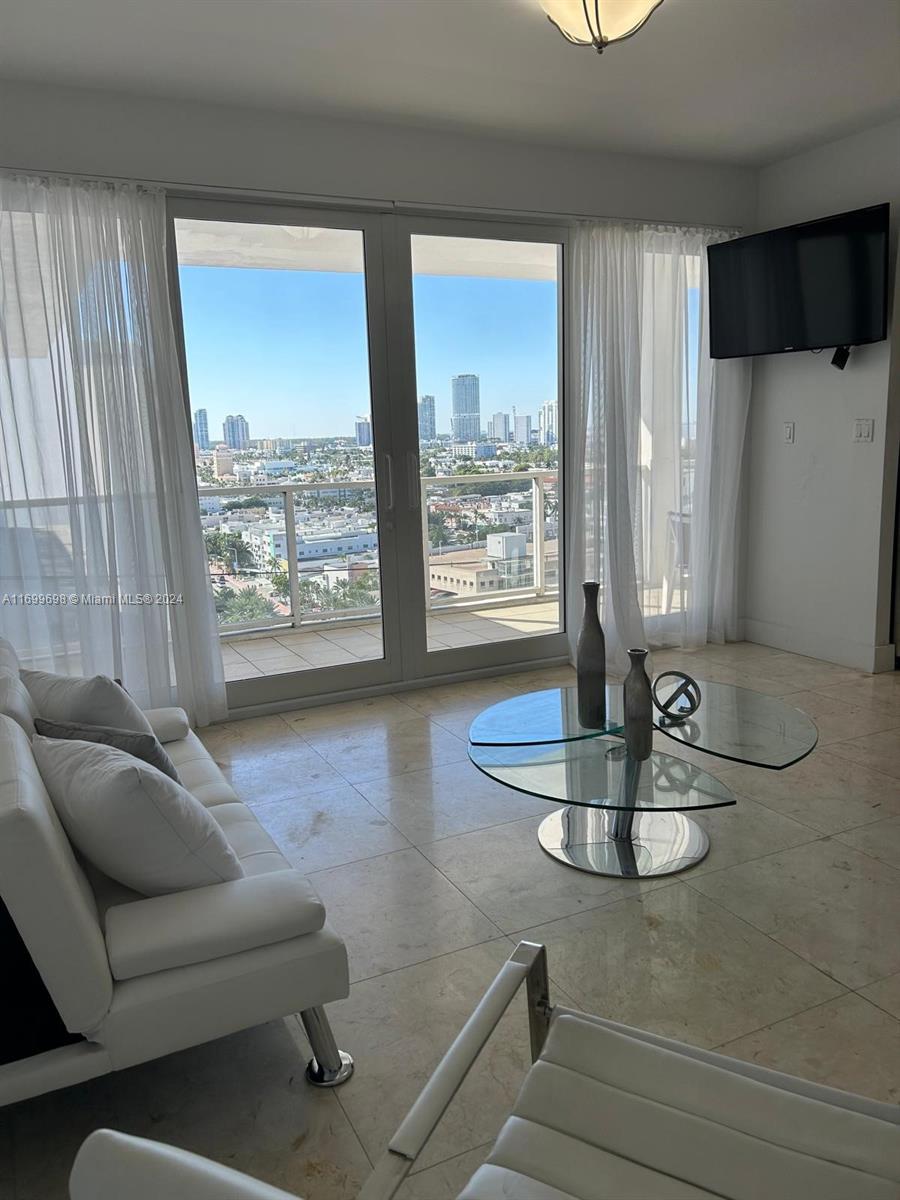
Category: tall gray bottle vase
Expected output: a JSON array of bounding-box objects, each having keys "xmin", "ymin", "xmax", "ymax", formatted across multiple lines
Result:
[
  {"xmin": 576, "ymin": 581, "xmax": 607, "ymax": 728},
  {"xmin": 624, "ymin": 647, "xmax": 653, "ymax": 761}
]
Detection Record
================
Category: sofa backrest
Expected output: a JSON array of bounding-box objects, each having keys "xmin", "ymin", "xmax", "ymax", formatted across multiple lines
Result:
[
  {"xmin": 0, "ymin": 713, "xmax": 113, "ymax": 1033},
  {"xmin": 0, "ymin": 635, "xmax": 38, "ymax": 737}
]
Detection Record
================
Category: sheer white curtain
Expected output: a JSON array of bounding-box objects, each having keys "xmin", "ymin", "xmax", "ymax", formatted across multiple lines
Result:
[
  {"xmin": 566, "ymin": 220, "xmax": 751, "ymax": 671},
  {"xmin": 0, "ymin": 172, "xmax": 226, "ymax": 724}
]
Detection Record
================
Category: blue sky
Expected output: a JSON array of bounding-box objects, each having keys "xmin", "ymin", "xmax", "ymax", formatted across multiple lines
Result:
[{"xmin": 178, "ymin": 266, "xmax": 559, "ymax": 440}]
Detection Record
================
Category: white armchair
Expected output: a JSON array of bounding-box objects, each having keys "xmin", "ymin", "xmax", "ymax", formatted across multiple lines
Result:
[{"xmin": 69, "ymin": 941, "xmax": 900, "ymax": 1200}]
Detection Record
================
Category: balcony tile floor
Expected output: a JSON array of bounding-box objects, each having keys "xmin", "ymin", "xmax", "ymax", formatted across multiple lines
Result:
[
  {"xmin": 221, "ymin": 600, "xmax": 561, "ymax": 680},
  {"xmin": 4, "ymin": 643, "xmax": 900, "ymax": 1199}
]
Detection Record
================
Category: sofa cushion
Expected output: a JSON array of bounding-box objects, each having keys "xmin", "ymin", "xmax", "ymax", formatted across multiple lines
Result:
[
  {"xmin": 0, "ymin": 636, "xmax": 20, "ymax": 679},
  {"xmin": 0, "ymin": 672, "xmax": 38, "ymax": 736},
  {"xmin": 104, "ymin": 869, "xmax": 326, "ymax": 980},
  {"xmin": 32, "ymin": 737, "xmax": 243, "ymax": 896},
  {"xmin": 21, "ymin": 670, "xmax": 154, "ymax": 736},
  {"xmin": 209, "ymin": 802, "xmax": 292, "ymax": 876},
  {"xmin": 460, "ymin": 1013, "xmax": 900, "ymax": 1200},
  {"xmin": 34, "ymin": 717, "xmax": 180, "ymax": 782},
  {"xmin": 142, "ymin": 707, "xmax": 191, "ymax": 744},
  {"xmin": 165, "ymin": 732, "xmax": 241, "ymax": 807}
]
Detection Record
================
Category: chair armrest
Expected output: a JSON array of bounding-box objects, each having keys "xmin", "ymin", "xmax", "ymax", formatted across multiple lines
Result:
[
  {"xmin": 70, "ymin": 1129, "xmax": 298, "ymax": 1200},
  {"xmin": 359, "ymin": 941, "xmax": 550, "ymax": 1200},
  {"xmin": 142, "ymin": 706, "xmax": 190, "ymax": 743},
  {"xmin": 104, "ymin": 870, "xmax": 326, "ymax": 980}
]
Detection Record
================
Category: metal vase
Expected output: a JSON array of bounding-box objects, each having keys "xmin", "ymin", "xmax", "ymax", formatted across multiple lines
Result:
[
  {"xmin": 576, "ymin": 581, "xmax": 607, "ymax": 728},
  {"xmin": 624, "ymin": 647, "xmax": 653, "ymax": 761}
]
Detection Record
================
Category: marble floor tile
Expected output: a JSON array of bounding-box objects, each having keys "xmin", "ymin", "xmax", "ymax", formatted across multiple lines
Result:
[
  {"xmin": 826, "ymin": 729, "xmax": 900, "ymax": 781},
  {"xmin": 356, "ymin": 759, "xmax": 548, "ymax": 845},
  {"xmin": 519, "ymin": 884, "xmax": 844, "ymax": 1048},
  {"xmin": 689, "ymin": 838, "xmax": 900, "ymax": 988},
  {"xmin": 320, "ymin": 940, "xmax": 567, "ymax": 1173},
  {"xmin": 813, "ymin": 677, "xmax": 900, "ymax": 717},
  {"xmin": 691, "ymin": 642, "xmax": 785, "ymax": 667},
  {"xmin": 421, "ymin": 814, "xmax": 667, "ymax": 933},
  {"xmin": 858, "ymin": 973, "xmax": 900, "ymax": 1020},
  {"xmin": 283, "ymin": 695, "xmax": 422, "ymax": 736},
  {"xmin": 425, "ymin": 704, "xmax": 486, "ymax": 740},
  {"xmin": 200, "ymin": 718, "xmax": 347, "ymax": 805},
  {"xmin": 8, "ymin": 1074, "xmax": 118, "ymax": 1200},
  {"xmin": 252, "ymin": 782, "xmax": 411, "ymax": 873},
  {"xmin": 200, "ymin": 713, "xmax": 303, "ymax": 755},
  {"xmin": 398, "ymin": 679, "xmax": 520, "ymax": 718},
  {"xmin": 308, "ymin": 847, "xmax": 502, "ymax": 981},
  {"xmin": 110, "ymin": 1020, "xmax": 370, "ymax": 1200},
  {"xmin": 713, "ymin": 750, "xmax": 900, "ymax": 834},
  {"xmin": 304, "ymin": 717, "xmax": 468, "ymax": 785},
  {"xmin": 685, "ymin": 794, "xmax": 821, "ymax": 876},
  {"xmin": 492, "ymin": 664, "xmax": 577, "ymax": 692},
  {"xmin": 778, "ymin": 689, "xmax": 900, "ymax": 746},
  {"xmin": 398, "ymin": 1144, "xmax": 491, "ymax": 1198},
  {"xmin": 672, "ymin": 660, "xmax": 798, "ymax": 697},
  {"xmin": 835, "ymin": 813, "xmax": 900, "ymax": 870},
  {"xmin": 718, "ymin": 993, "xmax": 900, "ymax": 1104},
  {"xmin": 747, "ymin": 656, "xmax": 866, "ymax": 691}
]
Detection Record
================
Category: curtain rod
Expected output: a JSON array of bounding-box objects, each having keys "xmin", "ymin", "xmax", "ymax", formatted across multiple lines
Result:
[{"xmin": 0, "ymin": 162, "xmax": 742, "ymax": 234}]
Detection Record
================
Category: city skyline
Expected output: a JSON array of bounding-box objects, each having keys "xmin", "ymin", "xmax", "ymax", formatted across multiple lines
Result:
[{"xmin": 178, "ymin": 266, "xmax": 558, "ymax": 439}]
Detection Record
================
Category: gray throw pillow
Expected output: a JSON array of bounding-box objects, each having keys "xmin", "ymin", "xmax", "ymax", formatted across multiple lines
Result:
[
  {"xmin": 34, "ymin": 717, "xmax": 181, "ymax": 782},
  {"xmin": 20, "ymin": 670, "xmax": 154, "ymax": 735}
]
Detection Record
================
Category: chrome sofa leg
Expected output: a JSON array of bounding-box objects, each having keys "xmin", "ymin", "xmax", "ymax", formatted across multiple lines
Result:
[{"xmin": 300, "ymin": 1006, "xmax": 354, "ymax": 1087}]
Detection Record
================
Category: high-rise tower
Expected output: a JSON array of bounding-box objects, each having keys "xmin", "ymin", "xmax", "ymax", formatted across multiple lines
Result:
[
  {"xmin": 450, "ymin": 374, "xmax": 480, "ymax": 442},
  {"xmin": 223, "ymin": 414, "xmax": 250, "ymax": 450},
  {"xmin": 418, "ymin": 395, "xmax": 436, "ymax": 441},
  {"xmin": 192, "ymin": 408, "xmax": 210, "ymax": 451}
]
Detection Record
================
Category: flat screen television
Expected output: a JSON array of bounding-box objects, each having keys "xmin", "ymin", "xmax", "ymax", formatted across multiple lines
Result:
[{"xmin": 708, "ymin": 203, "xmax": 889, "ymax": 360}]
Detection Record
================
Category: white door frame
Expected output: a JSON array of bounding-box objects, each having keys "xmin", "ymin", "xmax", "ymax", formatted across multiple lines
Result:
[
  {"xmin": 166, "ymin": 199, "xmax": 570, "ymax": 713},
  {"xmin": 166, "ymin": 196, "xmax": 406, "ymax": 711},
  {"xmin": 384, "ymin": 212, "xmax": 570, "ymax": 683}
]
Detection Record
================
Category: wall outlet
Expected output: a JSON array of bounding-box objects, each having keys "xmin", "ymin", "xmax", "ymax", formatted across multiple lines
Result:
[
  {"xmin": 783, "ymin": 421, "xmax": 795, "ymax": 444},
  {"xmin": 853, "ymin": 419, "xmax": 874, "ymax": 443}
]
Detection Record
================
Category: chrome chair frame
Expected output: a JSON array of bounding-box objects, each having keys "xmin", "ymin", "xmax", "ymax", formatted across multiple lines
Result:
[{"xmin": 358, "ymin": 941, "xmax": 551, "ymax": 1200}]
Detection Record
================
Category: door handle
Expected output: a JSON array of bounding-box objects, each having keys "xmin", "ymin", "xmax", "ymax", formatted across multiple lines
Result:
[
  {"xmin": 383, "ymin": 453, "xmax": 395, "ymax": 512},
  {"xmin": 407, "ymin": 452, "xmax": 421, "ymax": 510}
]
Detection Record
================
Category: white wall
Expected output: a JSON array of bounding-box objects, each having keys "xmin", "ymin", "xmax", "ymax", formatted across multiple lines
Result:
[
  {"xmin": 744, "ymin": 117, "xmax": 900, "ymax": 671},
  {"xmin": 0, "ymin": 79, "xmax": 756, "ymax": 228}
]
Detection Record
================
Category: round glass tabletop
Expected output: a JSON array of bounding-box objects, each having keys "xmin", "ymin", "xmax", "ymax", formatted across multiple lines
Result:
[
  {"xmin": 468, "ymin": 685, "xmax": 624, "ymax": 746},
  {"xmin": 469, "ymin": 737, "xmax": 736, "ymax": 812},
  {"xmin": 468, "ymin": 682, "xmax": 817, "ymax": 770}
]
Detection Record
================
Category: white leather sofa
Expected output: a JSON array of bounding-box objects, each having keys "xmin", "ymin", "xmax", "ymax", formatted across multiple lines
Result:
[
  {"xmin": 67, "ymin": 942, "xmax": 900, "ymax": 1200},
  {"xmin": 0, "ymin": 646, "xmax": 352, "ymax": 1108}
]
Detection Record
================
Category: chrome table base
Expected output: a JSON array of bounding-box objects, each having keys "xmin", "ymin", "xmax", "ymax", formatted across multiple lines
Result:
[{"xmin": 538, "ymin": 805, "xmax": 709, "ymax": 878}]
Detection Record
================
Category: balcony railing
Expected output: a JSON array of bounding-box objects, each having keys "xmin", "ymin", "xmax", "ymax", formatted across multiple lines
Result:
[{"xmin": 199, "ymin": 470, "xmax": 559, "ymax": 639}]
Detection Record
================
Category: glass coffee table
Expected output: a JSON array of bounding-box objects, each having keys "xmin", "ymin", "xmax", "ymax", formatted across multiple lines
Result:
[{"xmin": 468, "ymin": 682, "xmax": 817, "ymax": 878}]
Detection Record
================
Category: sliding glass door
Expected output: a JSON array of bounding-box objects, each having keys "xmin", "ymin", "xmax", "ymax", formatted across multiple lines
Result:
[
  {"xmin": 168, "ymin": 201, "xmax": 566, "ymax": 708},
  {"xmin": 402, "ymin": 221, "xmax": 565, "ymax": 678}
]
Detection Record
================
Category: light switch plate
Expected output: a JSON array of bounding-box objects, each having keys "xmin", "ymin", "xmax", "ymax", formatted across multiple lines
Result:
[
  {"xmin": 783, "ymin": 421, "xmax": 795, "ymax": 444},
  {"xmin": 853, "ymin": 419, "xmax": 874, "ymax": 443}
]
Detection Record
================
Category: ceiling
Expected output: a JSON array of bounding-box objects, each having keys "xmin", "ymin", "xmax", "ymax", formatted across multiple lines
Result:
[{"xmin": 2, "ymin": 0, "xmax": 899, "ymax": 166}]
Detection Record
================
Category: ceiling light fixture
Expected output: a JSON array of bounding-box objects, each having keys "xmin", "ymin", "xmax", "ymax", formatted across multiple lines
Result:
[{"xmin": 539, "ymin": 0, "xmax": 664, "ymax": 53}]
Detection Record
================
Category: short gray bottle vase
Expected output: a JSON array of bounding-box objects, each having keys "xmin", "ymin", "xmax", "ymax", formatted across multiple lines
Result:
[
  {"xmin": 576, "ymin": 581, "xmax": 607, "ymax": 729},
  {"xmin": 624, "ymin": 647, "xmax": 653, "ymax": 761}
]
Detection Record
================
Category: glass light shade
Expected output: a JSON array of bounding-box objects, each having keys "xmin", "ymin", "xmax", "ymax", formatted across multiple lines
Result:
[{"xmin": 539, "ymin": 0, "xmax": 664, "ymax": 50}]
